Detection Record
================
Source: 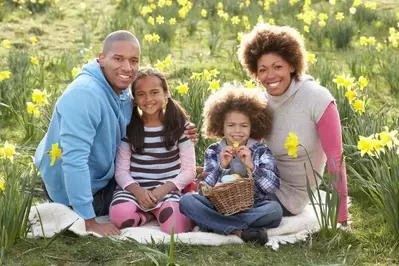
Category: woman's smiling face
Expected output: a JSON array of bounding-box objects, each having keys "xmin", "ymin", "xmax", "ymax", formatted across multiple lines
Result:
[{"xmin": 257, "ymin": 53, "xmax": 295, "ymax": 96}]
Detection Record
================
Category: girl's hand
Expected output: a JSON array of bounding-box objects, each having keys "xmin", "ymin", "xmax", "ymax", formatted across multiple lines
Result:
[
  {"xmin": 151, "ymin": 182, "xmax": 177, "ymax": 203},
  {"xmin": 236, "ymin": 146, "xmax": 254, "ymax": 171},
  {"xmin": 135, "ymin": 188, "xmax": 157, "ymax": 209},
  {"xmin": 221, "ymin": 146, "xmax": 235, "ymax": 169}
]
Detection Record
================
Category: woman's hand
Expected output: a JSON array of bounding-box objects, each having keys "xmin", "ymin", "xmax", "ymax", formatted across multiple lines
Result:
[
  {"xmin": 220, "ymin": 146, "xmax": 235, "ymax": 169},
  {"xmin": 184, "ymin": 123, "xmax": 198, "ymax": 144},
  {"xmin": 236, "ymin": 146, "xmax": 254, "ymax": 171}
]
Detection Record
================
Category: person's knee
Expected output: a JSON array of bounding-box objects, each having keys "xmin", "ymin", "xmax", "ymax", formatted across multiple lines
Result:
[
  {"xmin": 179, "ymin": 193, "xmax": 196, "ymax": 213},
  {"xmin": 109, "ymin": 201, "xmax": 137, "ymax": 226}
]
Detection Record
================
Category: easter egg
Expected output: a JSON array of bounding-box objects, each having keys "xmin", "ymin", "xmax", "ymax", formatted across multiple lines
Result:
[{"xmin": 221, "ymin": 175, "xmax": 237, "ymax": 183}]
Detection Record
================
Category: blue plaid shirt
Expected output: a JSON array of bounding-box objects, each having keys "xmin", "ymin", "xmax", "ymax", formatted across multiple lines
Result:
[{"xmin": 203, "ymin": 140, "xmax": 280, "ymax": 201}]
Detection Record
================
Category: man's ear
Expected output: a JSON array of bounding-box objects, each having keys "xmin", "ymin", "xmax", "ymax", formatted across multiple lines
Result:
[{"xmin": 98, "ymin": 52, "xmax": 105, "ymax": 67}]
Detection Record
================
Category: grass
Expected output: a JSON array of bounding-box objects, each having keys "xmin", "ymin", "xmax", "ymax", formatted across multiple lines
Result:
[
  {"xmin": 1, "ymin": 0, "xmax": 399, "ymax": 265},
  {"xmin": 5, "ymin": 199, "xmax": 398, "ymax": 265}
]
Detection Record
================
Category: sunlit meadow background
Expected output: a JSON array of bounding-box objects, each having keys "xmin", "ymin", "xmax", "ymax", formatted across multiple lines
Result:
[{"xmin": 0, "ymin": 0, "xmax": 399, "ymax": 265}]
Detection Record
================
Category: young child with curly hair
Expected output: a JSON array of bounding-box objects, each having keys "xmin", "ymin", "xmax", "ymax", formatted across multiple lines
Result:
[{"xmin": 179, "ymin": 85, "xmax": 282, "ymax": 245}]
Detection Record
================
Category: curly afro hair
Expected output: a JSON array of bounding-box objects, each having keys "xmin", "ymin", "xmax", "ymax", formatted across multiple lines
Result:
[
  {"xmin": 238, "ymin": 22, "xmax": 307, "ymax": 80},
  {"xmin": 202, "ymin": 84, "xmax": 273, "ymax": 140}
]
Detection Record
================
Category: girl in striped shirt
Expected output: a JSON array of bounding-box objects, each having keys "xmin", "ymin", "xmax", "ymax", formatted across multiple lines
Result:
[{"xmin": 109, "ymin": 67, "xmax": 195, "ymax": 234}]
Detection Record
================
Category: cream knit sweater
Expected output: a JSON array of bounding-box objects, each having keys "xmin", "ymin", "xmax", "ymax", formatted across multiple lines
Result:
[{"xmin": 264, "ymin": 75, "xmax": 334, "ymax": 215}]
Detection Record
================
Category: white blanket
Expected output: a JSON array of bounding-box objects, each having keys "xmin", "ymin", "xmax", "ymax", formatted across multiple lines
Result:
[{"xmin": 28, "ymin": 200, "xmax": 325, "ymax": 250}]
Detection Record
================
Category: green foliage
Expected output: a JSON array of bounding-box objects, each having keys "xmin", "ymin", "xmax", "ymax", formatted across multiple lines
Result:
[
  {"xmin": 378, "ymin": 50, "xmax": 399, "ymax": 95},
  {"xmin": 328, "ymin": 19, "xmax": 356, "ymax": 50}
]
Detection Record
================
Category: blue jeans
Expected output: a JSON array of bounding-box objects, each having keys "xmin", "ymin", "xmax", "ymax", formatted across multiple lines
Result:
[{"xmin": 179, "ymin": 193, "xmax": 283, "ymax": 235}]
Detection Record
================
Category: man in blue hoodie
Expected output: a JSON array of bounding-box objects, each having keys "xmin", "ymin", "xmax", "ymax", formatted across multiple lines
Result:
[{"xmin": 35, "ymin": 31, "xmax": 141, "ymax": 236}]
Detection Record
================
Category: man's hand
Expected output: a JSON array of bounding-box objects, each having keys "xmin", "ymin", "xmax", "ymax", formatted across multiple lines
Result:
[
  {"xmin": 236, "ymin": 146, "xmax": 254, "ymax": 171},
  {"xmin": 184, "ymin": 123, "xmax": 198, "ymax": 144},
  {"xmin": 85, "ymin": 218, "xmax": 120, "ymax": 236},
  {"xmin": 220, "ymin": 146, "xmax": 235, "ymax": 169}
]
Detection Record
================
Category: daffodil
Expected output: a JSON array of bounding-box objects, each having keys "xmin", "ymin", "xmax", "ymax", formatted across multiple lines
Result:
[
  {"xmin": 166, "ymin": 0, "xmax": 172, "ymax": 6},
  {"xmin": 268, "ymin": 18, "xmax": 275, "ymax": 25},
  {"xmin": 49, "ymin": 143, "xmax": 62, "ymax": 166},
  {"xmin": 237, "ymin": 32, "xmax": 244, "ymax": 41},
  {"xmin": 169, "ymin": 18, "xmax": 176, "ymax": 25},
  {"xmin": 284, "ymin": 132, "xmax": 300, "ymax": 158},
  {"xmin": 30, "ymin": 36, "xmax": 38, "ymax": 45},
  {"xmin": 2, "ymin": 40, "xmax": 11, "ymax": 49},
  {"xmin": 231, "ymin": 16, "xmax": 240, "ymax": 25},
  {"xmin": 144, "ymin": 34, "xmax": 153, "ymax": 41},
  {"xmin": 190, "ymin": 72, "xmax": 202, "ymax": 80},
  {"xmin": 318, "ymin": 13, "xmax": 328, "ymax": 21},
  {"xmin": 357, "ymin": 135, "xmax": 376, "ymax": 157},
  {"xmin": 349, "ymin": 7, "xmax": 357, "ymax": 14},
  {"xmin": 32, "ymin": 89, "xmax": 50, "ymax": 106},
  {"xmin": 208, "ymin": 80, "xmax": 220, "ymax": 91},
  {"xmin": 0, "ymin": 71, "xmax": 12, "ymax": 81},
  {"xmin": 148, "ymin": 16, "xmax": 155, "ymax": 25},
  {"xmin": 164, "ymin": 55, "xmax": 172, "ymax": 65},
  {"xmin": 257, "ymin": 15, "xmax": 264, "ymax": 23},
  {"xmin": 176, "ymin": 83, "xmax": 189, "ymax": 95},
  {"xmin": 1, "ymin": 141, "xmax": 16, "ymax": 161},
  {"xmin": 358, "ymin": 76, "xmax": 368, "ymax": 88},
  {"xmin": 365, "ymin": 1, "xmax": 376, "ymax": 9},
  {"xmin": 26, "ymin": 102, "xmax": 41, "ymax": 117},
  {"xmin": 140, "ymin": 5, "xmax": 152, "ymax": 16},
  {"xmin": 158, "ymin": 0, "xmax": 165, "ymax": 7},
  {"xmin": 244, "ymin": 80, "xmax": 256, "ymax": 88},
  {"xmin": 352, "ymin": 0, "xmax": 362, "ymax": 7},
  {"xmin": 329, "ymin": 0, "xmax": 336, "ymax": 4},
  {"xmin": 376, "ymin": 42, "xmax": 383, "ymax": 51},
  {"xmin": 202, "ymin": 69, "xmax": 212, "ymax": 80},
  {"xmin": 353, "ymin": 98, "xmax": 366, "ymax": 113},
  {"xmin": 289, "ymin": 0, "xmax": 300, "ymax": 6},
  {"xmin": 378, "ymin": 127, "xmax": 398, "ymax": 149},
  {"xmin": 0, "ymin": 179, "xmax": 5, "ymax": 192},
  {"xmin": 156, "ymin": 15, "xmax": 164, "ymax": 24},
  {"xmin": 152, "ymin": 33, "xmax": 160, "ymax": 42},
  {"xmin": 307, "ymin": 53, "xmax": 317, "ymax": 64},
  {"xmin": 72, "ymin": 67, "xmax": 81, "ymax": 78},
  {"xmin": 150, "ymin": 3, "xmax": 156, "ymax": 9},
  {"xmin": 210, "ymin": 68, "xmax": 219, "ymax": 77},
  {"xmin": 200, "ymin": 9, "xmax": 207, "ymax": 17},
  {"xmin": 336, "ymin": 12, "xmax": 345, "ymax": 21},
  {"xmin": 304, "ymin": 25, "xmax": 310, "ymax": 33},
  {"xmin": 155, "ymin": 60, "xmax": 165, "ymax": 71},
  {"xmin": 179, "ymin": 7, "xmax": 188, "ymax": 19},
  {"xmin": 217, "ymin": 2, "xmax": 223, "ymax": 9},
  {"xmin": 345, "ymin": 89, "xmax": 357, "ymax": 103},
  {"xmin": 30, "ymin": 56, "xmax": 39, "ymax": 65}
]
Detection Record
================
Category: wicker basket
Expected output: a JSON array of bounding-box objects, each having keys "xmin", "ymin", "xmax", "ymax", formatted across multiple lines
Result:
[{"xmin": 200, "ymin": 170, "xmax": 254, "ymax": 215}]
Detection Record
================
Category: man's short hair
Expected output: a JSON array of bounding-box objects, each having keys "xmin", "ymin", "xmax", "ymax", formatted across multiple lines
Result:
[{"xmin": 102, "ymin": 30, "xmax": 140, "ymax": 55}]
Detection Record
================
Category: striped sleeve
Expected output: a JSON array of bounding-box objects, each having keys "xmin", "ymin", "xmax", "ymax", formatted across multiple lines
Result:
[
  {"xmin": 115, "ymin": 140, "xmax": 138, "ymax": 189},
  {"xmin": 203, "ymin": 144, "xmax": 228, "ymax": 186}
]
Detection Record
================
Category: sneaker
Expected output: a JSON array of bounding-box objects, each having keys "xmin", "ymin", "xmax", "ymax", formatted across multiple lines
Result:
[{"xmin": 240, "ymin": 228, "xmax": 268, "ymax": 245}]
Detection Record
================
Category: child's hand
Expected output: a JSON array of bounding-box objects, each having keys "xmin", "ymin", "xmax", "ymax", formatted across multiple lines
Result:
[
  {"xmin": 135, "ymin": 188, "xmax": 157, "ymax": 209},
  {"xmin": 236, "ymin": 146, "xmax": 254, "ymax": 171},
  {"xmin": 151, "ymin": 182, "xmax": 177, "ymax": 203},
  {"xmin": 220, "ymin": 146, "xmax": 235, "ymax": 169}
]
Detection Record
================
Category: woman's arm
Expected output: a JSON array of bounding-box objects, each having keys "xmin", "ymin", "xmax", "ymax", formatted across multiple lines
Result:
[{"xmin": 317, "ymin": 102, "xmax": 348, "ymax": 223}]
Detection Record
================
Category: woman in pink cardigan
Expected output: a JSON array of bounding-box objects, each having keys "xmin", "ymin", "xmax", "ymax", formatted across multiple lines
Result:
[{"xmin": 237, "ymin": 23, "xmax": 348, "ymax": 224}]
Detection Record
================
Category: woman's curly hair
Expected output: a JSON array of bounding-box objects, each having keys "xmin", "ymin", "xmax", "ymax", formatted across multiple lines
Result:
[
  {"xmin": 238, "ymin": 22, "xmax": 307, "ymax": 80},
  {"xmin": 202, "ymin": 84, "xmax": 272, "ymax": 140}
]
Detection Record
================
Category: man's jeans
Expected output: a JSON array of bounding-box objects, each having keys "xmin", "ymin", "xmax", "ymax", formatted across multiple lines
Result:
[
  {"xmin": 42, "ymin": 177, "xmax": 116, "ymax": 216},
  {"xmin": 179, "ymin": 193, "xmax": 283, "ymax": 235}
]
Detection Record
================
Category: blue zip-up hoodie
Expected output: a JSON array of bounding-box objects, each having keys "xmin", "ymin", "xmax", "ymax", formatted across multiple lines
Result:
[{"xmin": 34, "ymin": 60, "xmax": 132, "ymax": 219}]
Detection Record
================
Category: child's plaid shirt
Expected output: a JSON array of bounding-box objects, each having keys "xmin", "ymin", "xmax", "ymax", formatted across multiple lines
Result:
[{"xmin": 203, "ymin": 139, "xmax": 280, "ymax": 201}]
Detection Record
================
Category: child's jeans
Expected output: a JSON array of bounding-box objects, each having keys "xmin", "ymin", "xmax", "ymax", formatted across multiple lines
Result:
[{"xmin": 179, "ymin": 193, "xmax": 283, "ymax": 235}]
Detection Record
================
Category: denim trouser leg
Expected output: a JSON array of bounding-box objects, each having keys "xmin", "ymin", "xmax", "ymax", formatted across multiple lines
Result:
[
  {"xmin": 179, "ymin": 194, "xmax": 283, "ymax": 235},
  {"xmin": 179, "ymin": 193, "xmax": 248, "ymax": 234},
  {"xmin": 237, "ymin": 200, "xmax": 283, "ymax": 229}
]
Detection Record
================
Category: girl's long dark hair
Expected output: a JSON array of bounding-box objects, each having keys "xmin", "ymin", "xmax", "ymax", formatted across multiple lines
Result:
[{"xmin": 127, "ymin": 67, "xmax": 188, "ymax": 154}]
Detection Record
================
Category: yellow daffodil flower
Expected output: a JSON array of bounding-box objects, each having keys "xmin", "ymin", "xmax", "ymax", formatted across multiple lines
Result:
[
  {"xmin": 166, "ymin": 0, "xmax": 172, "ymax": 6},
  {"xmin": 237, "ymin": 32, "xmax": 244, "ymax": 41},
  {"xmin": 0, "ymin": 179, "xmax": 5, "ymax": 192},
  {"xmin": 2, "ymin": 40, "xmax": 11, "ymax": 49},
  {"xmin": 336, "ymin": 12, "xmax": 345, "ymax": 21},
  {"xmin": 244, "ymin": 80, "xmax": 256, "ymax": 88},
  {"xmin": 140, "ymin": 6, "xmax": 152, "ymax": 16},
  {"xmin": 30, "ymin": 56, "xmax": 39, "ymax": 65},
  {"xmin": 357, "ymin": 135, "xmax": 375, "ymax": 157},
  {"xmin": 353, "ymin": 98, "xmax": 366, "ymax": 113},
  {"xmin": 345, "ymin": 89, "xmax": 357, "ymax": 103},
  {"xmin": 1, "ymin": 141, "xmax": 16, "ymax": 161},
  {"xmin": 202, "ymin": 69, "xmax": 212, "ymax": 80},
  {"xmin": 176, "ymin": 83, "xmax": 189, "ymax": 95},
  {"xmin": 378, "ymin": 127, "xmax": 398, "ymax": 149},
  {"xmin": 349, "ymin": 7, "xmax": 357, "ymax": 14},
  {"xmin": 0, "ymin": 71, "xmax": 12, "ymax": 81},
  {"xmin": 365, "ymin": 1, "xmax": 376, "ymax": 10},
  {"xmin": 49, "ymin": 143, "xmax": 62, "ymax": 166},
  {"xmin": 284, "ymin": 132, "xmax": 300, "ymax": 158},
  {"xmin": 376, "ymin": 42, "xmax": 383, "ymax": 51},
  {"xmin": 144, "ymin": 34, "xmax": 153, "ymax": 41},
  {"xmin": 190, "ymin": 72, "xmax": 202, "ymax": 80},
  {"xmin": 148, "ymin": 16, "xmax": 155, "ymax": 25},
  {"xmin": 231, "ymin": 16, "xmax": 240, "ymax": 25},
  {"xmin": 164, "ymin": 55, "xmax": 172, "ymax": 65},
  {"xmin": 217, "ymin": 2, "xmax": 223, "ymax": 9},
  {"xmin": 26, "ymin": 102, "xmax": 40, "ymax": 117},
  {"xmin": 169, "ymin": 18, "xmax": 177, "ymax": 25},
  {"xmin": 152, "ymin": 33, "xmax": 160, "ymax": 42},
  {"xmin": 156, "ymin": 15, "xmax": 164, "ymax": 24},
  {"xmin": 352, "ymin": 0, "xmax": 362, "ymax": 7},
  {"xmin": 32, "ymin": 89, "xmax": 50, "ymax": 106},
  {"xmin": 155, "ymin": 60, "xmax": 165, "ymax": 71},
  {"xmin": 307, "ymin": 53, "xmax": 317, "ymax": 64},
  {"xmin": 72, "ymin": 67, "xmax": 81, "ymax": 78},
  {"xmin": 201, "ymin": 9, "xmax": 207, "ymax": 17},
  {"xmin": 208, "ymin": 80, "xmax": 220, "ymax": 91},
  {"xmin": 158, "ymin": 0, "xmax": 165, "ymax": 7},
  {"xmin": 358, "ymin": 76, "xmax": 368, "ymax": 88},
  {"xmin": 304, "ymin": 25, "xmax": 310, "ymax": 33},
  {"xmin": 30, "ymin": 36, "xmax": 38, "ymax": 45},
  {"xmin": 210, "ymin": 68, "xmax": 219, "ymax": 77},
  {"xmin": 329, "ymin": 0, "xmax": 336, "ymax": 4}
]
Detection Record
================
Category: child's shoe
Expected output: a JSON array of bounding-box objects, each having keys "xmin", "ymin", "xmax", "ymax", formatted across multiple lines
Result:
[{"xmin": 240, "ymin": 228, "xmax": 268, "ymax": 245}]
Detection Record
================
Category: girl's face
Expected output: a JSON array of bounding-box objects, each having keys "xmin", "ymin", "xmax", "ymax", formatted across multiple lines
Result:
[
  {"xmin": 223, "ymin": 111, "xmax": 251, "ymax": 146},
  {"xmin": 257, "ymin": 53, "xmax": 295, "ymax": 96},
  {"xmin": 134, "ymin": 76, "xmax": 168, "ymax": 117}
]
